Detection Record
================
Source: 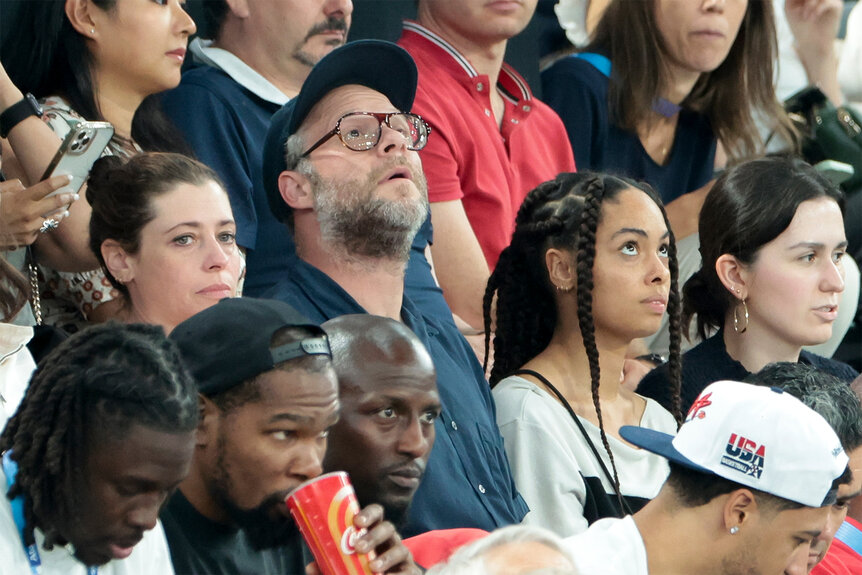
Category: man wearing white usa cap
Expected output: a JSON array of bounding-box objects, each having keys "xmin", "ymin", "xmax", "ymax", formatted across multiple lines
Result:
[{"xmin": 564, "ymin": 380, "xmax": 851, "ymax": 575}]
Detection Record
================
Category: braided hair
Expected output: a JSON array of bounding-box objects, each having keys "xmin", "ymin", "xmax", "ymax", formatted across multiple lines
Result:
[
  {"xmin": 0, "ymin": 322, "xmax": 198, "ymax": 549},
  {"xmin": 483, "ymin": 172, "xmax": 683, "ymax": 507}
]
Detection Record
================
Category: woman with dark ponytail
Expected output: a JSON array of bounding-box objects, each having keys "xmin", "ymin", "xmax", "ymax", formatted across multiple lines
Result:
[
  {"xmin": 637, "ymin": 156, "xmax": 858, "ymax": 413},
  {"xmin": 485, "ymin": 172, "xmax": 682, "ymax": 537}
]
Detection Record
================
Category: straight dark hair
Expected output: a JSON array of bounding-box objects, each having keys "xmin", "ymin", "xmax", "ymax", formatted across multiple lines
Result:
[
  {"xmin": 587, "ymin": 0, "xmax": 797, "ymax": 161},
  {"xmin": 0, "ymin": 0, "xmax": 192, "ymax": 154},
  {"xmin": 683, "ymin": 157, "xmax": 845, "ymax": 338}
]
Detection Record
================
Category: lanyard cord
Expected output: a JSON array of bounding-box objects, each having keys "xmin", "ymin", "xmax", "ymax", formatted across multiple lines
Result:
[{"xmin": 2, "ymin": 451, "xmax": 97, "ymax": 575}]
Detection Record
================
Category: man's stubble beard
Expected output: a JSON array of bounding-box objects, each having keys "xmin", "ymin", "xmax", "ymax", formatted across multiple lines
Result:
[{"xmin": 307, "ymin": 159, "xmax": 429, "ymax": 262}]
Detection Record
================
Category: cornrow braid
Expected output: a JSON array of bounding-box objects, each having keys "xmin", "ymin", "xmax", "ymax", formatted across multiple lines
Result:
[
  {"xmin": 0, "ymin": 322, "xmax": 198, "ymax": 549},
  {"xmin": 484, "ymin": 178, "xmax": 569, "ymax": 384},
  {"xmin": 485, "ymin": 171, "xmax": 684, "ymax": 514},
  {"xmin": 574, "ymin": 178, "xmax": 626, "ymax": 511},
  {"xmin": 656, "ymin": 204, "xmax": 683, "ymax": 425}
]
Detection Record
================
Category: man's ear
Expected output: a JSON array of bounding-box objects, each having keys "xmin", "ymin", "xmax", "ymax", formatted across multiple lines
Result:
[
  {"xmin": 279, "ymin": 170, "xmax": 314, "ymax": 211},
  {"xmin": 722, "ymin": 488, "xmax": 758, "ymax": 533},
  {"xmin": 196, "ymin": 395, "xmax": 220, "ymax": 448},
  {"xmin": 715, "ymin": 254, "xmax": 750, "ymax": 301},
  {"xmin": 101, "ymin": 239, "xmax": 135, "ymax": 285},
  {"xmin": 224, "ymin": 0, "xmax": 250, "ymax": 19}
]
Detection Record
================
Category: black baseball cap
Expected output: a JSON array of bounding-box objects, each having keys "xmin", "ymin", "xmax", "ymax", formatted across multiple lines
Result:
[
  {"xmin": 170, "ymin": 298, "xmax": 331, "ymax": 396},
  {"xmin": 263, "ymin": 39, "xmax": 418, "ymax": 223}
]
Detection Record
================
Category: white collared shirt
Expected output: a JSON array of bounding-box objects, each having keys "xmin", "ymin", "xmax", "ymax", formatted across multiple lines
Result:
[{"xmin": 188, "ymin": 38, "xmax": 289, "ymax": 106}]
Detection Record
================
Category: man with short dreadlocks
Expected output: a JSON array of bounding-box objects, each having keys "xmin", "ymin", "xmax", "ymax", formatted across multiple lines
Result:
[{"xmin": 0, "ymin": 322, "xmax": 198, "ymax": 574}]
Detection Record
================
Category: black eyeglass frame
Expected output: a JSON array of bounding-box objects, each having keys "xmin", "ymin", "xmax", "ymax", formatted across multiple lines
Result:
[{"xmin": 300, "ymin": 111, "xmax": 431, "ymax": 157}]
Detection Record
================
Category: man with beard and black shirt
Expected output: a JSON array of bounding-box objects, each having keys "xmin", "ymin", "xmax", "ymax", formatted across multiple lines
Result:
[
  {"xmin": 162, "ymin": 298, "xmax": 419, "ymax": 575},
  {"xmin": 323, "ymin": 315, "xmax": 440, "ymax": 528}
]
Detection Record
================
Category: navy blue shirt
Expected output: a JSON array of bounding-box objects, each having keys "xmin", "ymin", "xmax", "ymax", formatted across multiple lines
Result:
[
  {"xmin": 161, "ymin": 64, "xmax": 296, "ymax": 297},
  {"xmin": 261, "ymin": 258, "xmax": 529, "ymax": 537},
  {"xmin": 542, "ymin": 55, "xmax": 716, "ymax": 203}
]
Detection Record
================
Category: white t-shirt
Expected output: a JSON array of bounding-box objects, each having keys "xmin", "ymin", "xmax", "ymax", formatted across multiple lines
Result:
[
  {"xmin": 565, "ymin": 515, "xmax": 648, "ymax": 575},
  {"xmin": 0, "ymin": 468, "xmax": 175, "ymax": 575},
  {"xmin": 493, "ymin": 375, "xmax": 676, "ymax": 537}
]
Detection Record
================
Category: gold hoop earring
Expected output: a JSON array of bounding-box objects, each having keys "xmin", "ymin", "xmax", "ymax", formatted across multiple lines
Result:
[
  {"xmin": 555, "ymin": 284, "xmax": 573, "ymax": 293},
  {"xmin": 733, "ymin": 299, "xmax": 749, "ymax": 334}
]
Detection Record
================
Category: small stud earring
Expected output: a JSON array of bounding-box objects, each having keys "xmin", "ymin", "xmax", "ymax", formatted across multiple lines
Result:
[
  {"xmin": 729, "ymin": 526, "xmax": 739, "ymax": 535},
  {"xmin": 91, "ymin": 28, "xmax": 95, "ymax": 34}
]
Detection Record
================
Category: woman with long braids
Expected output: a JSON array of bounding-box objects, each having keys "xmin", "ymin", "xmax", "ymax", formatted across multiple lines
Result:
[
  {"xmin": 638, "ymin": 157, "xmax": 858, "ymax": 413},
  {"xmin": 485, "ymin": 172, "xmax": 682, "ymax": 537}
]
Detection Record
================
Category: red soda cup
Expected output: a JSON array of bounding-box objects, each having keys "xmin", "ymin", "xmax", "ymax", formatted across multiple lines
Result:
[{"xmin": 286, "ymin": 472, "xmax": 376, "ymax": 575}]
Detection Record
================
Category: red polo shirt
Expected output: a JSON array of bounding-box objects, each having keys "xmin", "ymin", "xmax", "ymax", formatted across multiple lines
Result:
[{"xmin": 398, "ymin": 22, "xmax": 575, "ymax": 270}]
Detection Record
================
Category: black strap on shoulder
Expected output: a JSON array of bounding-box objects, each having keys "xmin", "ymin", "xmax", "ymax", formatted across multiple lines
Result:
[{"xmin": 510, "ymin": 368, "xmax": 633, "ymax": 517}]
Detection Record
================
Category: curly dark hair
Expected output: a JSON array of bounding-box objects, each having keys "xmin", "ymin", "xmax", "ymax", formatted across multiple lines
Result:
[
  {"xmin": 483, "ymin": 172, "xmax": 683, "ymax": 505},
  {"xmin": 0, "ymin": 322, "xmax": 199, "ymax": 550}
]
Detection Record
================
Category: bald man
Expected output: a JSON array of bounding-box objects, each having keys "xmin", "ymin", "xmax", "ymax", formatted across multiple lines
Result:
[{"xmin": 323, "ymin": 315, "xmax": 441, "ymax": 528}]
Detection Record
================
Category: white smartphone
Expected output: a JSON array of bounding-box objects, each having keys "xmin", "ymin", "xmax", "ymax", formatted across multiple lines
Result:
[
  {"xmin": 814, "ymin": 159, "xmax": 855, "ymax": 186},
  {"xmin": 40, "ymin": 121, "xmax": 115, "ymax": 197}
]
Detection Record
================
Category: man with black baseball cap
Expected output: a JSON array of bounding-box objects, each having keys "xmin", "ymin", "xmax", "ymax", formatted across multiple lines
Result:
[
  {"xmin": 563, "ymin": 380, "xmax": 851, "ymax": 575},
  {"xmin": 163, "ymin": 297, "xmax": 417, "ymax": 574},
  {"xmin": 260, "ymin": 39, "xmax": 527, "ymax": 538}
]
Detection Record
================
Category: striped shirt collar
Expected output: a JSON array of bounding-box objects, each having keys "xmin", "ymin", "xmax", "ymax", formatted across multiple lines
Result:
[{"xmin": 402, "ymin": 21, "xmax": 533, "ymax": 102}]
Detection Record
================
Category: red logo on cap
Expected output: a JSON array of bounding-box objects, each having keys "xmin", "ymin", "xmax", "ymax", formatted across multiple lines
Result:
[{"xmin": 686, "ymin": 392, "xmax": 713, "ymax": 422}]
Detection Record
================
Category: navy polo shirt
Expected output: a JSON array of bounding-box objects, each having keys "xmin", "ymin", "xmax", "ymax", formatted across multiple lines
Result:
[
  {"xmin": 261, "ymin": 258, "xmax": 529, "ymax": 537},
  {"xmin": 161, "ymin": 64, "xmax": 296, "ymax": 297}
]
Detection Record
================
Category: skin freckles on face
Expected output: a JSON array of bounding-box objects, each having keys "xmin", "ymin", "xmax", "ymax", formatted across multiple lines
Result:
[
  {"xmin": 64, "ymin": 425, "xmax": 195, "ymax": 566},
  {"xmin": 589, "ymin": 188, "xmax": 671, "ymax": 345},
  {"xmin": 120, "ymin": 181, "xmax": 242, "ymax": 334}
]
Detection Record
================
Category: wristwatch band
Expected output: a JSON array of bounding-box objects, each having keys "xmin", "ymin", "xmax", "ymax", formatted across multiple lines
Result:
[{"xmin": 0, "ymin": 93, "xmax": 43, "ymax": 139}]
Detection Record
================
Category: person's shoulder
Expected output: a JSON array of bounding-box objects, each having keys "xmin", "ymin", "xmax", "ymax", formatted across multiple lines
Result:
[
  {"xmin": 640, "ymin": 396, "xmax": 679, "ymax": 433},
  {"xmin": 542, "ymin": 53, "xmax": 609, "ymax": 89},
  {"xmin": 800, "ymin": 351, "xmax": 859, "ymax": 381}
]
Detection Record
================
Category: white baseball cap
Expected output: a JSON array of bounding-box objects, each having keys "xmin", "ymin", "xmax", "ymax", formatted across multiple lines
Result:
[{"xmin": 621, "ymin": 380, "xmax": 848, "ymax": 507}]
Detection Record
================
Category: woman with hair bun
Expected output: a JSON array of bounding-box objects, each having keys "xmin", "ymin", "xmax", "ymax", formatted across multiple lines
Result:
[
  {"xmin": 637, "ymin": 156, "xmax": 858, "ymax": 413},
  {"xmin": 485, "ymin": 172, "xmax": 682, "ymax": 537},
  {"xmin": 87, "ymin": 153, "xmax": 242, "ymax": 334}
]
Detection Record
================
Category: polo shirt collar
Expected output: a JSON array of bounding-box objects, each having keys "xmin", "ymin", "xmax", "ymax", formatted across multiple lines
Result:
[
  {"xmin": 189, "ymin": 38, "xmax": 290, "ymax": 106},
  {"xmin": 401, "ymin": 21, "xmax": 533, "ymax": 103},
  {"xmin": 287, "ymin": 257, "xmax": 435, "ymax": 341}
]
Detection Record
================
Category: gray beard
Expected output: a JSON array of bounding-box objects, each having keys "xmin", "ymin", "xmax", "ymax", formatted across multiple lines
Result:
[{"xmin": 307, "ymin": 161, "xmax": 428, "ymax": 262}]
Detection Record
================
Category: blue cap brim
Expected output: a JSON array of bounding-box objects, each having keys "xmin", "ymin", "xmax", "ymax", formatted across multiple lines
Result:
[{"xmin": 619, "ymin": 425, "xmax": 712, "ymax": 474}]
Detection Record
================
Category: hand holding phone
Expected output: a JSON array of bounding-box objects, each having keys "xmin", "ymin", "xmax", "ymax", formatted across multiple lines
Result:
[
  {"xmin": 40, "ymin": 121, "xmax": 114, "ymax": 197},
  {"xmin": 0, "ymin": 175, "xmax": 75, "ymax": 248}
]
